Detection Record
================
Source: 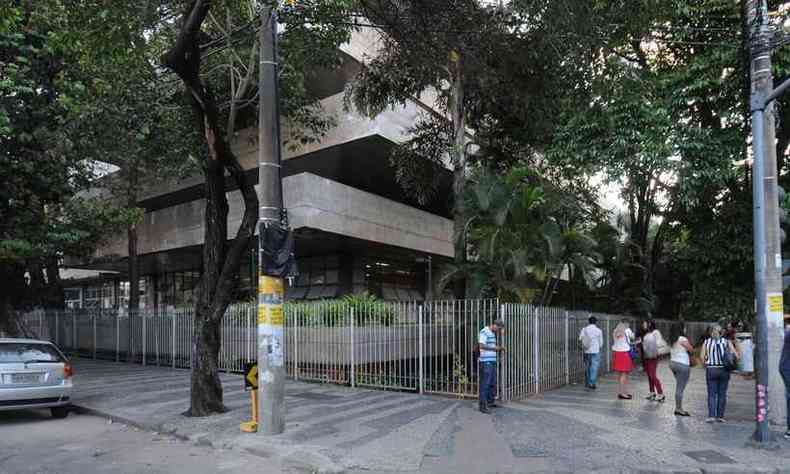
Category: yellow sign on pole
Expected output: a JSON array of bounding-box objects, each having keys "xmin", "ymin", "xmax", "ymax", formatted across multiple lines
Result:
[{"xmin": 768, "ymin": 294, "xmax": 784, "ymax": 313}]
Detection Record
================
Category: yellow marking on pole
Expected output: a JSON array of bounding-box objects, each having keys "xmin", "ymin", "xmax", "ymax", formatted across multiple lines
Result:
[{"xmin": 768, "ymin": 294, "xmax": 783, "ymax": 313}]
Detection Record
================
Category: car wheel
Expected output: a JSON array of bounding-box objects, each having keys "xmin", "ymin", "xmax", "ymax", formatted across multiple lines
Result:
[{"xmin": 51, "ymin": 407, "xmax": 69, "ymax": 419}]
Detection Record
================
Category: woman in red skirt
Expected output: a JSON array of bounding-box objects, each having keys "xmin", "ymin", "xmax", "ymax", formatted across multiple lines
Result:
[{"xmin": 612, "ymin": 321, "xmax": 635, "ymax": 399}]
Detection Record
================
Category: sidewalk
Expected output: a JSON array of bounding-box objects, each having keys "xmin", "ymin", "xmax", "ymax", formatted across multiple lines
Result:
[{"xmin": 69, "ymin": 359, "xmax": 790, "ymax": 473}]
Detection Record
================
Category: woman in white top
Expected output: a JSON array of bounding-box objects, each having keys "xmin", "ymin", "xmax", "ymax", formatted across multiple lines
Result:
[
  {"xmin": 612, "ymin": 321, "xmax": 635, "ymax": 399},
  {"xmin": 668, "ymin": 324, "xmax": 694, "ymax": 416}
]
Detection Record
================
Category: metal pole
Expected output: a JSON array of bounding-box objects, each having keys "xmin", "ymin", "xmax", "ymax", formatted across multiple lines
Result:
[
  {"xmin": 564, "ymin": 311, "xmax": 570, "ymax": 386},
  {"xmin": 533, "ymin": 307, "xmax": 540, "ymax": 394},
  {"xmin": 418, "ymin": 305, "xmax": 424, "ymax": 394},
  {"xmin": 93, "ymin": 314, "xmax": 97, "ymax": 360},
  {"xmin": 172, "ymin": 312, "xmax": 177, "ymax": 369},
  {"xmin": 350, "ymin": 308, "xmax": 356, "ymax": 388},
  {"xmin": 116, "ymin": 311, "xmax": 120, "ymax": 362},
  {"xmin": 258, "ymin": 3, "xmax": 286, "ymax": 436},
  {"xmin": 142, "ymin": 313, "xmax": 147, "ymax": 366},
  {"xmin": 748, "ymin": 0, "xmax": 780, "ymax": 442}
]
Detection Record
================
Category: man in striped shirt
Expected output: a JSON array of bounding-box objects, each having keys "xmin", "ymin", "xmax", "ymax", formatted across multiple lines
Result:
[{"xmin": 479, "ymin": 319, "xmax": 505, "ymax": 413}]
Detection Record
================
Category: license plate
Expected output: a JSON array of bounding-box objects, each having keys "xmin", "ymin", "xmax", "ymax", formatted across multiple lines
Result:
[{"xmin": 11, "ymin": 373, "xmax": 42, "ymax": 384}]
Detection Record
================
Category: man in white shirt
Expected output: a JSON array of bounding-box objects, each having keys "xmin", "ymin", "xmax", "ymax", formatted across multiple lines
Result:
[{"xmin": 579, "ymin": 316, "xmax": 603, "ymax": 389}]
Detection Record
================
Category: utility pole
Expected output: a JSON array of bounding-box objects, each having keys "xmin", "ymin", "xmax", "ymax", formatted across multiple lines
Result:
[
  {"xmin": 257, "ymin": 1, "xmax": 287, "ymax": 435},
  {"xmin": 747, "ymin": 0, "xmax": 786, "ymax": 442}
]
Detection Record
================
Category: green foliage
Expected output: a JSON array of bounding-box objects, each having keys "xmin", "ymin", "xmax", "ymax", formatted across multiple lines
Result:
[
  {"xmin": 440, "ymin": 167, "xmax": 602, "ymax": 304},
  {"xmin": 286, "ymin": 292, "xmax": 395, "ymax": 326}
]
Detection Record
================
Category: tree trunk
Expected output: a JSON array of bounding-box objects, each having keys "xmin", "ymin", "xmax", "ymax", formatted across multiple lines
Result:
[
  {"xmin": 0, "ymin": 263, "xmax": 27, "ymax": 337},
  {"xmin": 449, "ymin": 52, "xmax": 466, "ymax": 299},
  {"xmin": 128, "ymin": 168, "xmax": 140, "ymax": 312},
  {"xmin": 164, "ymin": 0, "xmax": 259, "ymax": 417},
  {"xmin": 189, "ymin": 311, "xmax": 224, "ymax": 415},
  {"xmin": 44, "ymin": 256, "xmax": 64, "ymax": 309}
]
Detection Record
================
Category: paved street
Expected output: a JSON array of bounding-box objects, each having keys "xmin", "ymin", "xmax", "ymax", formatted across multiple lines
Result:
[
  {"xmin": 0, "ymin": 409, "xmax": 284, "ymax": 474},
  {"xmin": 60, "ymin": 358, "xmax": 790, "ymax": 473}
]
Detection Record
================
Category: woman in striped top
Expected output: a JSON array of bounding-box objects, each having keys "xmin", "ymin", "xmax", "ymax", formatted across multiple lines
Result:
[{"xmin": 702, "ymin": 325, "xmax": 739, "ymax": 423}]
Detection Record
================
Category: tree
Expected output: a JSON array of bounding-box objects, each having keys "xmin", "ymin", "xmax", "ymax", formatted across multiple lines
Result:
[
  {"xmin": 348, "ymin": 0, "xmax": 617, "ymax": 298},
  {"xmin": 157, "ymin": 0, "xmax": 352, "ymax": 416},
  {"xmin": 0, "ymin": 2, "xmax": 129, "ymax": 335}
]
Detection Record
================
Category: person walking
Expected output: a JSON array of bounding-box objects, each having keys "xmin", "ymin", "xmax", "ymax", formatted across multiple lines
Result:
[
  {"xmin": 478, "ymin": 319, "xmax": 505, "ymax": 414},
  {"xmin": 703, "ymin": 325, "xmax": 739, "ymax": 423},
  {"xmin": 780, "ymin": 323, "xmax": 790, "ymax": 439},
  {"xmin": 669, "ymin": 324, "xmax": 694, "ymax": 416},
  {"xmin": 612, "ymin": 321, "xmax": 635, "ymax": 399},
  {"xmin": 579, "ymin": 316, "xmax": 604, "ymax": 389},
  {"xmin": 642, "ymin": 320, "xmax": 666, "ymax": 402}
]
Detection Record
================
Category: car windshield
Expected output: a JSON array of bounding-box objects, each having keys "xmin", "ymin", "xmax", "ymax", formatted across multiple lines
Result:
[{"xmin": 0, "ymin": 343, "xmax": 64, "ymax": 364}]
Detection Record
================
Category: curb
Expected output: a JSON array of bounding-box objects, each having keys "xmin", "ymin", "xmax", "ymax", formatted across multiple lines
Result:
[
  {"xmin": 72, "ymin": 404, "xmax": 190, "ymax": 443},
  {"xmin": 71, "ymin": 403, "xmax": 345, "ymax": 473}
]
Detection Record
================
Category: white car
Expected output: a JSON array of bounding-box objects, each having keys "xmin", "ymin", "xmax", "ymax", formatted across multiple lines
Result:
[{"xmin": 0, "ymin": 338, "xmax": 73, "ymax": 418}]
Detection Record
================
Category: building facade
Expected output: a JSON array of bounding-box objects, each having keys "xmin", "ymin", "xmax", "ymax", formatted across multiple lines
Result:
[{"xmin": 63, "ymin": 30, "xmax": 454, "ymax": 310}]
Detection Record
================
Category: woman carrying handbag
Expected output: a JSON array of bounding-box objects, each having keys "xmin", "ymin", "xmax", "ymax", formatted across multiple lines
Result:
[{"xmin": 642, "ymin": 320, "xmax": 667, "ymax": 402}]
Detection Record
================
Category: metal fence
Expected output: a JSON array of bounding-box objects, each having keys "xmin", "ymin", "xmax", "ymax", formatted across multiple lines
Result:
[{"xmin": 16, "ymin": 300, "xmax": 712, "ymax": 401}]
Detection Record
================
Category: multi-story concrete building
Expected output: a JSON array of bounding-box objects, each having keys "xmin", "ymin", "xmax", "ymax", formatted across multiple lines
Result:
[{"xmin": 62, "ymin": 30, "xmax": 454, "ymax": 310}]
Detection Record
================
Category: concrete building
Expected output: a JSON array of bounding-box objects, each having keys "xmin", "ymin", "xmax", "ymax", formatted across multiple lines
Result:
[{"xmin": 62, "ymin": 30, "xmax": 454, "ymax": 310}]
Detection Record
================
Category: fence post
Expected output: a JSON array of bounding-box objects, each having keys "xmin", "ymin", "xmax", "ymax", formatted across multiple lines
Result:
[
  {"xmin": 418, "ymin": 305, "xmax": 424, "ymax": 394},
  {"xmin": 293, "ymin": 308, "xmax": 298, "ymax": 381},
  {"xmin": 93, "ymin": 313, "xmax": 97, "ymax": 360},
  {"xmin": 142, "ymin": 312, "xmax": 147, "ymax": 366},
  {"xmin": 564, "ymin": 311, "xmax": 570, "ymax": 386},
  {"xmin": 500, "ymin": 304, "xmax": 507, "ymax": 402},
  {"xmin": 533, "ymin": 307, "xmax": 540, "ymax": 394},
  {"xmin": 72, "ymin": 312, "xmax": 76, "ymax": 355},
  {"xmin": 350, "ymin": 308, "xmax": 356, "ymax": 388},
  {"xmin": 116, "ymin": 311, "xmax": 120, "ymax": 362},
  {"xmin": 172, "ymin": 311, "xmax": 177, "ymax": 369}
]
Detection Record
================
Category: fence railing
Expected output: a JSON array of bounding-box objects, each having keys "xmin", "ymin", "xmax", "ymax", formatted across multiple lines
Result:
[{"xmin": 16, "ymin": 300, "xmax": 712, "ymax": 401}]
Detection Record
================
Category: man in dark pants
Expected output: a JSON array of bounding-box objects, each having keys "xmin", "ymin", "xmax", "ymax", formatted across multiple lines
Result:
[{"xmin": 478, "ymin": 319, "xmax": 505, "ymax": 413}]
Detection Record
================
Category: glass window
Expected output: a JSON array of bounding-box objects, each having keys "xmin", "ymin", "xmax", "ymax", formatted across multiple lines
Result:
[
  {"xmin": 84, "ymin": 286, "xmax": 101, "ymax": 308},
  {"xmin": 325, "ymin": 268, "xmax": 339, "ymax": 284},
  {"xmin": 64, "ymin": 288, "xmax": 81, "ymax": 309},
  {"xmin": 0, "ymin": 342, "xmax": 64, "ymax": 363}
]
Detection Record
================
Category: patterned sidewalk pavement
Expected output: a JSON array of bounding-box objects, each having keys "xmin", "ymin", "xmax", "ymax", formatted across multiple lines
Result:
[{"xmin": 67, "ymin": 358, "xmax": 790, "ymax": 473}]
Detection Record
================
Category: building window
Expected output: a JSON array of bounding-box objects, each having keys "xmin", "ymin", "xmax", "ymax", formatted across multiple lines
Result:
[
  {"xmin": 355, "ymin": 257, "xmax": 423, "ymax": 301},
  {"xmin": 83, "ymin": 286, "xmax": 101, "ymax": 308},
  {"xmin": 64, "ymin": 288, "xmax": 82, "ymax": 309},
  {"xmin": 287, "ymin": 255, "xmax": 339, "ymax": 300}
]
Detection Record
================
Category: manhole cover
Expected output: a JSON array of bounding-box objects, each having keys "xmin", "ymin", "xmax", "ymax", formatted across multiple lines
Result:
[
  {"xmin": 511, "ymin": 445, "xmax": 548, "ymax": 458},
  {"xmin": 683, "ymin": 450, "xmax": 735, "ymax": 464}
]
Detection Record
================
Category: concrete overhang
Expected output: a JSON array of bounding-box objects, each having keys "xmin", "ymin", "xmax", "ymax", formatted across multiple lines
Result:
[{"xmin": 84, "ymin": 172, "xmax": 453, "ymax": 266}]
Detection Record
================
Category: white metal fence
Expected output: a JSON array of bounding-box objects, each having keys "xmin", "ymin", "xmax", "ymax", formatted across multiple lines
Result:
[{"xmin": 16, "ymin": 300, "xmax": 712, "ymax": 401}]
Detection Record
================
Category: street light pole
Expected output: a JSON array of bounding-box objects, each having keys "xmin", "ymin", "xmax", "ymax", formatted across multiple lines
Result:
[
  {"xmin": 747, "ymin": 0, "xmax": 786, "ymax": 442},
  {"xmin": 258, "ymin": 1, "xmax": 286, "ymax": 435}
]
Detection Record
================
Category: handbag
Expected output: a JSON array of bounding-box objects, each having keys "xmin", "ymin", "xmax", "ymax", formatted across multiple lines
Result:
[{"xmin": 723, "ymin": 342, "xmax": 738, "ymax": 372}]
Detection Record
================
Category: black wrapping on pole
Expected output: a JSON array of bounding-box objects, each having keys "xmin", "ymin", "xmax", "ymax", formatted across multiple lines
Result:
[{"xmin": 259, "ymin": 221, "xmax": 297, "ymax": 278}]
